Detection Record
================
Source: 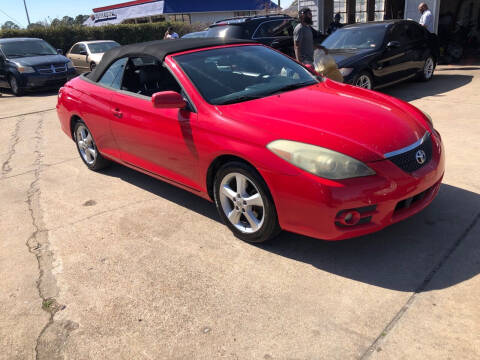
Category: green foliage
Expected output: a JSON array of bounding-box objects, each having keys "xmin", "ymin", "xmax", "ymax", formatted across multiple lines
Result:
[
  {"xmin": 1, "ymin": 21, "xmax": 20, "ymax": 31},
  {"xmin": 0, "ymin": 22, "xmax": 202, "ymax": 52}
]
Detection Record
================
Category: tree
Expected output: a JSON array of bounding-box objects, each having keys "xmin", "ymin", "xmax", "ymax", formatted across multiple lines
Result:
[
  {"xmin": 61, "ymin": 16, "xmax": 74, "ymax": 26},
  {"xmin": 74, "ymin": 15, "xmax": 89, "ymax": 26},
  {"xmin": 1, "ymin": 21, "xmax": 20, "ymax": 30}
]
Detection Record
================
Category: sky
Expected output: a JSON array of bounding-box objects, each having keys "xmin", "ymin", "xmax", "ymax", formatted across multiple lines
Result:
[{"xmin": 0, "ymin": 0, "xmax": 296, "ymax": 27}]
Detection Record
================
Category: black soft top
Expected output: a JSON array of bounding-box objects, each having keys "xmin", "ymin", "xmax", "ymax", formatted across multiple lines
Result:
[{"xmin": 88, "ymin": 38, "xmax": 256, "ymax": 82}]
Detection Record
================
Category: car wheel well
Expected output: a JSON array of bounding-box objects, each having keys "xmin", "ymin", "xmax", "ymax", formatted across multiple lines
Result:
[
  {"xmin": 70, "ymin": 115, "xmax": 82, "ymax": 139},
  {"xmin": 206, "ymin": 155, "xmax": 259, "ymax": 201}
]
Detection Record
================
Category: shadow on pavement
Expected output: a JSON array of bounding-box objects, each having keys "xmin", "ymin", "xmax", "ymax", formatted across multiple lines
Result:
[
  {"xmin": 103, "ymin": 164, "xmax": 480, "ymax": 293},
  {"xmin": 382, "ymin": 74, "xmax": 473, "ymax": 102},
  {"xmin": 0, "ymin": 88, "xmax": 59, "ymax": 97}
]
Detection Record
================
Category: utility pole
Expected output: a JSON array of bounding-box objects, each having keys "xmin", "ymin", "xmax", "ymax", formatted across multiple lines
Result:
[{"xmin": 23, "ymin": 0, "xmax": 31, "ymax": 26}]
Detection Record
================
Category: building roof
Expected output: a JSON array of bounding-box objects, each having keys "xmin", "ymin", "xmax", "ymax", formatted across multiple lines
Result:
[
  {"xmin": 93, "ymin": 0, "xmax": 279, "ymax": 14},
  {"xmin": 88, "ymin": 38, "xmax": 255, "ymax": 82}
]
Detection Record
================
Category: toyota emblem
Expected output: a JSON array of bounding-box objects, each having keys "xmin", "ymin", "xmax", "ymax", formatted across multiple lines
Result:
[{"xmin": 415, "ymin": 150, "xmax": 426, "ymax": 165}]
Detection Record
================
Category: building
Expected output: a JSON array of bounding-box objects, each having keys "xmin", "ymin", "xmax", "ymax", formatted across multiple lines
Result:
[
  {"xmin": 298, "ymin": 0, "xmax": 478, "ymax": 35},
  {"xmin": 84, "ymin": 0, "xmax": 280, "ymax": 26}
]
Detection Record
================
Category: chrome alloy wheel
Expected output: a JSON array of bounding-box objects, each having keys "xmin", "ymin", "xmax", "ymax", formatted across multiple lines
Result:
[
  {"xmin": 355, "ymin": 74, "xmax": 372, "ymax": 89},
  {"xmin": 9, "ymin": 76, "xmax": 19, "ymax": 94},
  {"xmin": 219, "ymin": 172, "xmax": 265, "ymax": 233},
  {"xmin": 424, "ymin": 57, "xmax": 434, "ymax": 79},
  {"xmin": 75, "ymin": 124, "xmax": 97, "ymax": 165}
]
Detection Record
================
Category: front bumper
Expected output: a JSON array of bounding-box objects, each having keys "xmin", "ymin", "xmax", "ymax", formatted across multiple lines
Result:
[
  {"xmin": 261, "ymin": 130, "xmax": 445, "ymax": 241},
  {"xmin": 18, "ymin": 70, "xmax": 76, "ymax": 90}
]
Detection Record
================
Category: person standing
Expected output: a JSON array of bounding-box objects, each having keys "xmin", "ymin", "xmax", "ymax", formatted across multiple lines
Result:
[
  {"xmin": 418, "ymin": 2, "xmax": 434, "ymax": 33},
  {"xmin": 294, "ymin": 8, "xmax": 327, "ymax": 65},
  {"xmin": 164, "ymin": 27, "xmax": 179, "ymax": 40},
  {"xmin": 327, "ymin": 13, "xmax": 344, "ymax": 35}
]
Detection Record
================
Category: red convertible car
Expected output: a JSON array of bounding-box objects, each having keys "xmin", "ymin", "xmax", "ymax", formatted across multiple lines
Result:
[{"xmin": 57, "ymin": 38, "xmax": 444, "ymax": 243}]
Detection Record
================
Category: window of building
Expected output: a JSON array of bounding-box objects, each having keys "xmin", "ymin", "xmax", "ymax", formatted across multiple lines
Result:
[
  {"xmin": 168, "ymin": 14, "xmax": 191, "ymax": 23},
  {"xmin": 333, "ymin": 0, "xmax": 347, "ymax": 23},
  {"xmin": 355, "ymin": 0, "xmax": 368, "ymax": 23},
  {"xmin": 234, "ymin": 11, "xmax": 257, "ymax": 17},
  {"xmin": 374, "ymin": 0, "xmax": 385, "ymax": 21}
]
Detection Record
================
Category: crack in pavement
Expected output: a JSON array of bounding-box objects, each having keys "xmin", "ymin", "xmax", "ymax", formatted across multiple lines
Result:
[
  {"xmin": 359, "ymin": 211, "xmax": 480, "ymax": 359},
  {"xmin": 23, "ymin": 113, "xmax": 78, "ymax": 360},
  {"xmin": 0, "ymin": 108, "xmax": 56, "ymax": 121},
  {"xmin": 1, "ymin": 115, "xmax": 24, "ymax": 176},
  {"xmin": 0, "ymin": 157, "xmax": 78, "ymax": 182}
]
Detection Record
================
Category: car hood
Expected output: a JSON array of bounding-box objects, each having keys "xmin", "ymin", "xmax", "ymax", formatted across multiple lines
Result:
[
  {"xmin": 89, "ymin": 53, "xmax": 104, "ymax": 63},
  {"xmin": 328, "ymin": 48, "xmax": 377, "ymax": 67},
  {"xmin": 9, "ymin": 54, "xmax": 68, "ymax": 66},
  {"xmin": 217, "ymin": 80, "xmax": 429, "ymax": 163}
]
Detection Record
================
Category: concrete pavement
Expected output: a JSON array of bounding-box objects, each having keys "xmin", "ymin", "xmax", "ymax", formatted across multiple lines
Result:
[{"xmin": 0, "ymin": 65, "xmax": 479, "ymax": 359}]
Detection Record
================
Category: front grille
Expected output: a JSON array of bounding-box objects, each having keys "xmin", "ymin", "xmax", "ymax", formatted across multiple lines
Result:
[
  {"xmin": 36, "ymin": 63, "xmax": 67, "ymax": 74},
  {"xmin": 388, "ymin": 134, "xmax": 433, "ymax": 173}
]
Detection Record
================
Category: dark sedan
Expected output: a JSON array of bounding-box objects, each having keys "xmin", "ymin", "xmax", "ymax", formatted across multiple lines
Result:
[
  {"xmin": 322, "ymin": 20, "xmax": 439, "ymax": 89},
  {"xmin": 0, "ymin": 38, "xmax": 76, "ymax": 96}
]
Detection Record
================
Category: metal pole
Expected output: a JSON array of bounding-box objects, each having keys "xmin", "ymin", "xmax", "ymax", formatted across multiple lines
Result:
[{"xmin": 23, "ymin": 0, "xmax": 31, "ymax": 25}]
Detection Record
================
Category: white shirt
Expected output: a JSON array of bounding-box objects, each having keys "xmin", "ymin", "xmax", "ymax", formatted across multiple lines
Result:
[
  {"xmin": 166, "ymin": 32, "xmax": 179, "ymax": 39},
  {"xmin": 419, "ymin": 9, "xmax": 434, "ymax": 33}
]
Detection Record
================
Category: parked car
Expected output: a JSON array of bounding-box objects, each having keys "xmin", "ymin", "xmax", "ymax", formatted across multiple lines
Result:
[
  {"xmin": 205, "ymin": 14, "xmax": 300, "ymax": 57},
  {"xmin": 322, "ymin": 20, "xmax": 440, "ymax": 89},
  {"xmin": 57, "ymin": 38, "xmax": 444, "ymax": 243},
  {"xmin": 66, "ymin": 40, "xmax": 120, "ymax": 73},
  {"xmin": 0, "ymin": 38, "xmax": 76, "ymax": 96},
  {"xmin": 181, "ymin": 31, "xmax": 207, "ymax": 39}
]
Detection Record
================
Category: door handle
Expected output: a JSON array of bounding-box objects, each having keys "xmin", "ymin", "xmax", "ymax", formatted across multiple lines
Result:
[{"xmin": 112, "ymin": 109, "xmax": 123, "ymax": 118}]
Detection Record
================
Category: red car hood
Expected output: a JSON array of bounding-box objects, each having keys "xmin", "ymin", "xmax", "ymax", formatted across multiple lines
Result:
[{"xmin": 217, "ymin": 79, "xmax": 428, "ymax": 162}]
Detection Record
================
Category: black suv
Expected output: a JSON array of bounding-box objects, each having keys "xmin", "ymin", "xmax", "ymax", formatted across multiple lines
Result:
[{"xmin": 205, "ymin": 14, "xmax": 298, "ymax": 57}]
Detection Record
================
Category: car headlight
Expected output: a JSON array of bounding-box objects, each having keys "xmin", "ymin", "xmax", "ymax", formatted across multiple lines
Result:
[
  {"xmin": 267, "ymin": 140, "xmax": 375, "ymax": 179},
  {"xmin": 338, "ymin": 68, "xmax": 354, "ymax": 77},
  {"xmin": 422, "ymin": 111, "xmax": 433, "ymax": 128},
  {"xmin": 66, "ymin": 61, "xmax": 74, "ymax": 69},
  {"xmin": 13, "ymin": 62, "xmax": 35, "ymax": 73}
]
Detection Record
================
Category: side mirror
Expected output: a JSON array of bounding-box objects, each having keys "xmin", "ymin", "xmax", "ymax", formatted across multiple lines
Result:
[
  {"xmin": 386, "ymin": 41, "xmax": 401, "ymax": 49},
  {"xmin": 57, "ymin": 49, "xmax": 64, "ymax": 55},
  {"xmin": 304, "ymin": 63, "xmax": 319, "ymax": 76},
  {"xmin": 152, "ymin": 91, "xmax": 186, "ymax": 109},
  {"xmin": 79, "ymin": 50, "xmax": 88, "ymax": 56}
]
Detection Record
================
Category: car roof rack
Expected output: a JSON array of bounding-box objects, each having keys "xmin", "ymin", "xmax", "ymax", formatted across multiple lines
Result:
[{"xmin": 212, "ymin": 13, "xmax": 293, "ymax": 25}]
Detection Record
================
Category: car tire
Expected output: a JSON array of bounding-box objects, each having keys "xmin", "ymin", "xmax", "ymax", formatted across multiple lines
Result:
[
  {"xmin": 73, "ymin": 119, "xmax": 111, "ymax": 171},
  {"xmin": 8, "ymin": 74, "xmax": 24, "ymax": 96},
  {"xmin": 213, "ymin": 161, "xmax": 281, "ymax": 243},
  {"xmin": 90, "ymin": 62, "xmax": 96, "ymax": 71},
  {"xmin": 353, "ymin": 71, "xmax": 374, "ymax": 90},
  {"xmin": 418, "ymin": 56, "xmax": 435, "ymax": 82}
]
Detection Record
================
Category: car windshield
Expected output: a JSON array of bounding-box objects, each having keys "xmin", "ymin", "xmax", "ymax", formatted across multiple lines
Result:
[
  {"xmin": 174, "ymin": 45, "xmax": 318, "ymax": 105},
  {"xmin": 322, "ymin": 26, "xmax": 386, "ymax": 49},
  {"xmin": 88, "ymin": 42, "xmax": 120, "ymax": 54},
  {"xmin": 205, "ymin": 25, "xmax": 245, "ymax": 39},
  {"xmin": 0, "ymin": 40, "xmax": 57, "ymax": 58}
]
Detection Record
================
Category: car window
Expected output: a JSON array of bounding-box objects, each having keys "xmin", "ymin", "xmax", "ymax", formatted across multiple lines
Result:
[
  {"xmin": 70, "ymin": 44, "xmax": 80, "ymax": 54},
  {"xmin": 98, "ymin": 58, "xmax": 128, "ymax": 89},
  {"xmin": 0, "ymin": 40, "xmax": 57, "ymax": 58},
  {"xmin": 205, "ymin": 25, "xmax": 246, "ymax": 39},
  {"xmin": 388, "ymin": 23, "xmax": 409, "ymax": 45},
  {"xmin": 88, "ymin": 42, "xmax": 120, "ymax": 54},
  {"xmin": 174, "ymin": 45, "xmax": 317, "ymax": 105},
  {"xmin": 120, "ymin": 56, "xmax": 182, "ymax": 97},
  {"xmin": 406, "ymin": 22, "xmax": 425, "ymax": 42},
  {"xmin": 322, "ymin": 25, "xmax": 386, "ymax": 49},
  {"xmin": 253, "ymin": 20, "xmax": 294, "ymax": 38},
  {"xmin": 78, "ymin": 44, "xmax": 87, "ymax": 53}
]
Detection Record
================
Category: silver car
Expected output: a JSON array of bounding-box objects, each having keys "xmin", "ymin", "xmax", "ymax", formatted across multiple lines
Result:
[{"xmin": 66, "ymin": 40, "xmax": 120, "ymax": 73}]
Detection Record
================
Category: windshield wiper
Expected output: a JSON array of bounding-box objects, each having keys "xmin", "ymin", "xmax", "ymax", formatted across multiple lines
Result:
[
  {"xmin": 265, "ymin": 81, "xmax": 317, "ymax": 96},
  {"xmin": 216, "ymin": 94, "xmax": 263, "ymax": 105}
]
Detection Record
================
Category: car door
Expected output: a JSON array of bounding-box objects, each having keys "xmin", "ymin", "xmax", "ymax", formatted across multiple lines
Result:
[
  {"xmin": 108, "ymin": 56, "xmax": 201, "ymax": 191},
  {"xmin": 68, "ymin": 44, "xmax": 88, "ymax": 72},
  {"xmin": 405, "ymin": 21, "xmax": 430, "ymax": 74},
  {"xmin": 253, "ymin": 19, "xmax": 295, "ymax": 57},
  {"xmin": 375, "ymin": 22, "xmax": 412, "ymax": 85},
  {"xmin": 0, "ymin": 53, "xmax": 7, "ymax": 87},
  {"xmin": 80, "ymin": 57, "xmax": 128, "ymax": 160}
]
